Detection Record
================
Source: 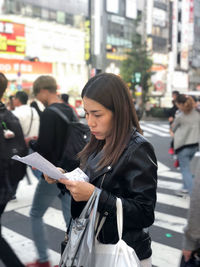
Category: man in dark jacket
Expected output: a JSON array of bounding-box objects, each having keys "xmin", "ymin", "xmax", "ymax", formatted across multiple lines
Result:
[
  {"xmin": 0, "ymin": 72, "xmax": 26, "ymax": 267},
  {"xmin": 27, "ymin": 76, "xmax": 78, "ymax": 267}
]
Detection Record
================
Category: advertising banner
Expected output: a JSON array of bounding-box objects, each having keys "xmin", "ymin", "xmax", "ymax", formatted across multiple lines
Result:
[
  {"xmin": 0, "ymin": 58, "xmax": 52, "ymax": 74},
  {"xmin": 0, "ymin": 20, "xmax": 26, "ymax": 55}
]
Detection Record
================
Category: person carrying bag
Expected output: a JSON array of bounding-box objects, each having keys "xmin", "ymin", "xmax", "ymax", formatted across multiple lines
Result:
[{"xmin": 44, "ymin": 73, "xmax": 157, "ymax": 267}]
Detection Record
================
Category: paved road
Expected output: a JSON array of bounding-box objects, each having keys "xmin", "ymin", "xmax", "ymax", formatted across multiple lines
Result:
[{"xmin": 1, "ymin": 120, "xmax": 194, "ymax": 267}]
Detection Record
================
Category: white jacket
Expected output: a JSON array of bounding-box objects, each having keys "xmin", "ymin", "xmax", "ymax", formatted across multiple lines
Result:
[{"xmin": 12, "ymin": 105, "xmax": 40, "ymax": 138}]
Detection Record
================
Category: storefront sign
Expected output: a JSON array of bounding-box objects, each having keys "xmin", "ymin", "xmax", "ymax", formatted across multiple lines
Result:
[
  {"xmin": 0, "ymin": 20, "xmax": 26, "ymax": 55},
  {"xmin": 0, "ymin": 58, "xmax": 52, "ymax": 74},
  {"xmin": 84, "ymin": 20, "xmax": 91, "ymax": 62}
]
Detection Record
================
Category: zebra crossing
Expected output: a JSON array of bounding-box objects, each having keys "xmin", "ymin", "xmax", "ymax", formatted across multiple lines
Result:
[
  {"xmin": 1, "ymin": 121, "xmax": 190, "ymax": 267},
  {"xmin": 140, "ymin": 120, "xmax": 171, "ymax": 138}
]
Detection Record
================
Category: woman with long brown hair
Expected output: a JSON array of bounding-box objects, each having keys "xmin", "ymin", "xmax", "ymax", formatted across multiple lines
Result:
[{"xmin": 46, "ymin": 73, "xmax": 157, "ymax": 266}]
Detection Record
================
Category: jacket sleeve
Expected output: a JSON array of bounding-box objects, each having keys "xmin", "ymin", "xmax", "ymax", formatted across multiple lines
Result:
[
  {"xmin": 171, "ymin": 113, "xmax": 181, "ymax": 132},
  {"xmin": 98, "ymin": 142, "xmax": 157, "ymax": 229}
]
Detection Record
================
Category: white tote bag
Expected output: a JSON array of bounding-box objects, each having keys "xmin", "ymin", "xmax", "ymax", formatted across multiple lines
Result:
[{"xmin": 94, "ymin": 198, "xmax": 141, "ymax": 267}]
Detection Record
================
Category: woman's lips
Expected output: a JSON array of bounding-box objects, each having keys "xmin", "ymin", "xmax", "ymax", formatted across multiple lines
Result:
[{"xmin": 91, "ymin": 131, "xmax": 100, "ymax": 136}]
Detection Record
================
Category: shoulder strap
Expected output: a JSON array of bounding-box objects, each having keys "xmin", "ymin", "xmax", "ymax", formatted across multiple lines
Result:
[
  {"xmin": 49, "ymin": 106, "xmax": 70, "ymax": 124},
  {"xmin": 25, "ymin": 108, "xmax": 34, "ymax": 137}
]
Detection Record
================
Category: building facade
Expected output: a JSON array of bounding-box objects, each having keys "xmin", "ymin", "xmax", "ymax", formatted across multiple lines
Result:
[{"xmin": 0, "ymin": 0, "xmax": 88, "ymax": 96}]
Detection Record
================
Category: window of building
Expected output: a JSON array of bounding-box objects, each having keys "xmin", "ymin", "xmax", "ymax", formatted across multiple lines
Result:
[
  {"xmin": 32, "ymin": 6, "xmax": 41, "ymax": 18},
  {"xmin": 178, "ymin": 11, "xmax": 182, "ymax": 22},
  {"xmin": 177, "ymin": 52, "xmax": 181, "ymax": 65},
  {"xmin": 65, "ymin": 13, "xmax": 74, "ymax": 26},
  {"xmin": 178, "ymin": 31, "xmax": 181, "ymax": 43},
  {"xmin": 56, "ymin": 11, "xmax": 65, "ymax": 24},
  {"xmin": 49, "ymin": 10, "xmax": 57, "ymax": 21},
  {"xmin": 41, "ymin": 9, "xmax": 49, "ymax": 20}
]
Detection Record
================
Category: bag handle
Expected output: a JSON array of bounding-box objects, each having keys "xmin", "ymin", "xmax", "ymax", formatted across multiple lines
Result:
[
  {"xmin": 116, "ymin": 197, "xmax": 123, "ymax": 240},
  {"xmin": 79, "ymin": 187, "xmax": 101, "ymax": 219},
  {"xmin": 25, "ymin": 107, "xmax": 33, "ymax": 137},
  {"xmin": 95, "ymin": 197, "xmax": 123, "ymax": 240}
]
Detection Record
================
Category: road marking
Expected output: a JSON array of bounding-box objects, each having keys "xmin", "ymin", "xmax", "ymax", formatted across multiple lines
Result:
[
  {"xmin": 143, "ymin": 131, "xmax": 153, "ymax": 137},
  {"xmin": 16, "ymin": 206, "xmax": 66, "ymax": 231},
  {"xmin": 152, "ymin": 241, "xmax": 181, "ymax": 267},
  {"xmin": 154, "ymin": 211, "xmax": 186, "ymax": 233},
  {"xmin": 141, "ymin": 125, "xmax": 170, "ymax": 137},
  {"xmin": 158, "ymin": 161, "xmax": 170, "ymax": 172},
  {"xmin": 158, "ymin": 180, "xmax": 182, "ymax": 190},
  {"xmin": 2, "ymin": 227, "xmax": 60, "ymax": 266},
  {"xmin": 157, "ymin": 192, "xmax": 189, "ymax": 209},
  {"xmin": 158, "ymin": 170, "xmax": 182, "ymax": 179},
  {"xmin": 146, "ymin": 123, "xmax": 170, "ymax": 133}
]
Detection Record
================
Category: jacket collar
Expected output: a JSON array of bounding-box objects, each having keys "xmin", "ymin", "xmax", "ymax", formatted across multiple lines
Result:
[{"xmin": 90, "ymin": 165, "xmax": 112, "ymax": 183}]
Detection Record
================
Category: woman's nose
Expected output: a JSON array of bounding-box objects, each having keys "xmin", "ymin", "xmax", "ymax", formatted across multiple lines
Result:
[{"xmin": 87, "ymin": 115, "xmax": 95, "ymax": 127}]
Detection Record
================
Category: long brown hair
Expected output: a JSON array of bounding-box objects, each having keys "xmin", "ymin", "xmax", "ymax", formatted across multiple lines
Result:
[
  {"xmin": 175, "ymin": 94, "xmax": 195, "ymax": 114},
  {"xmin": 79, "ymin": 73, "xmax": 142, "ymax": 170}
]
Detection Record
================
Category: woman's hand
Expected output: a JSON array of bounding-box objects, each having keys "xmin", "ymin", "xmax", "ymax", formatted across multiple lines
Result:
[
  {"xmin": 59, "ymin": 178, "xmax": 95, "ymax": 202},
  {"xmin": 183, "ymin": 249, "xmax": 192, "ymax": 262},
  {"xmin": 44, "ymin": 167, "xmax": 65, "ymax": 184}
]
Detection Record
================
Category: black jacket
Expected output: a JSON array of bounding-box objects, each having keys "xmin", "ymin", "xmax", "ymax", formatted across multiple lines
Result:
[{"xmin": 71, "ymin": 129, "xmax": 157, "ymax": 260}]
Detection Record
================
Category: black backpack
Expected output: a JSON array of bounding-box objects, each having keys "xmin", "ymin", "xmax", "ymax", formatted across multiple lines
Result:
[
  {"xmin": 0, "ymin": 103, "xmax": 28, "ymax": 203},
  {"xmin": 49, "ymin": 106, "xmax": 90, "ymax": 171}
]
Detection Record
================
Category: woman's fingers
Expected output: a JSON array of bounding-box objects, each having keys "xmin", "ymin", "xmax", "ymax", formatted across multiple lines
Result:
[
  {"xmin": 58, "ymin": 179, "xmax": 95, "ymax": 201},
  {"xmin": 43, "ymin": 173, "xmax": 57, "ymax": 184}
]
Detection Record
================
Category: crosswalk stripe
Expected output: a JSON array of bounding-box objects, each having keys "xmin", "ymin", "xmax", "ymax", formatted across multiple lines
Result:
[
  {"xmin": 2, "ymin": 227, "xmax": 60, "ymax": 266},
  {"xmin": 140, "ymin": 125, "xmax": 170, "ymax": 137},
  {"xmin": 157, "ymin": 192, "xmax": 189, "ymax": 209},
  {"xmin": 154, "ymin": 211, "xmax": 186, "ymax": 233},
  {"xmin": 16, "ymin": 206, "xmax": 66, "ymax": 231},
  {"xmin": 151, "ymin": 241, "xmax": 181, "ymax": 267},
  {"xmin": 158, "ymin": 170, "xmax": 182, "ymax": 179},
  {"xmin": 158, "ymin": 179, "xmax": 182, "ymax": 190},
  {"xmin": 144, "ymin": 123, "xmax": 170, "ymax": 133},
  {"xmin": 157, "ymin": 161, "xmax": 170, "ymax": 172},
  {"xmin": 143, "ymin": 131, "xmax": 153, "ymax": 137}
]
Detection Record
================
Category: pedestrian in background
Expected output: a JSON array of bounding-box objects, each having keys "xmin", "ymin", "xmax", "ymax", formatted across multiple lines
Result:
[
  {"xmin": 0, "ymin": 72, "xmax": 26, "ymax": 267},
  {"xmin": 180, "ymin": 158, "xmax": 200, "ymax": 266},
  {"xmin": 172, "ymin": 94, "xmax": 200, "ymax": 196},
  {"xmin": 45, "ymin": 73, "xmax": 158, "ymax": 267},
  {"xmin": 60, "ymin": 93, "xmax": 79, "ymax": 118},
  {"xmin": 167, "ymin": 90, "xmax": 180, "ymax": 155},
  {"xmin": 27, "ymin": 76, "xmax": 78, "ymax": 267},
  {"xmin": 12, "ymin": 91, "xmax": 40, "ymax": 145}
]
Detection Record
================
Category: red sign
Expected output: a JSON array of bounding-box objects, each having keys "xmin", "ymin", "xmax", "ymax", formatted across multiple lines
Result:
[
  {"xmin": 0, "ymin": 58, "xmax": 52, "ymax": 74},
  {"xmin": 0, "ymin": 20, "xmax": 26, "ymax": 55}
]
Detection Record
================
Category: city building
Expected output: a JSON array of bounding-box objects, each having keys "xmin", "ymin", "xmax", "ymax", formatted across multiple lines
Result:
[
  {"xmin": 89, "ymin": 0, "xmax": 142, "ymax": 75},
  {"xmin": 168, "ymin": 0, "xmax": 200, "ymax": 99},
  {"xmin": 0, "ymin": 0, "xmax": 89, "ymax": 96},
  {"xmin": 145, "ymin": 0, "xmax": 170, "ymax": 102}
]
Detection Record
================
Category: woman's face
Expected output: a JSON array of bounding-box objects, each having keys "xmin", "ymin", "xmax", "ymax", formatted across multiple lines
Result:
[{"xmin": 83, "ymin": 96, "xmax": 113, "ymax": 142}]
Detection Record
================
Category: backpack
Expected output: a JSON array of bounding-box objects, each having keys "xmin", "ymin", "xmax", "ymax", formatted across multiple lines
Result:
[
  {"xmin": 0, "ymin": 103, "xmax": 28, "ymax": 203},
  {"xmin": 49, "ymin": 106, "xmax": 90, "ymax": 171}
]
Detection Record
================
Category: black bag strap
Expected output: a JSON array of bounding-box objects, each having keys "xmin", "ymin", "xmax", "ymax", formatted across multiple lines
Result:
[{"xmin": 49, "ymin": 106, "xmax": 71, "ymax": 124}]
